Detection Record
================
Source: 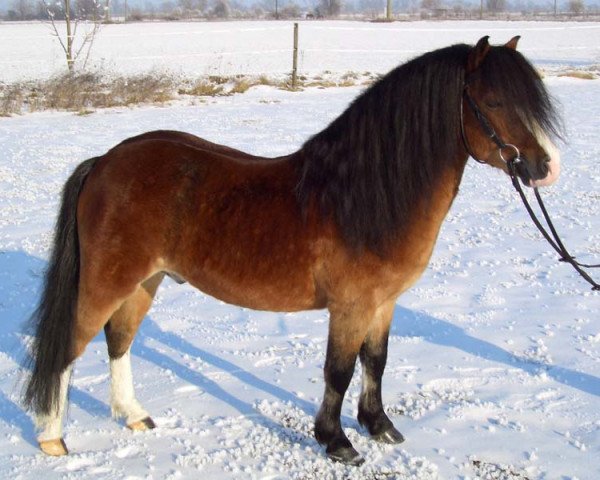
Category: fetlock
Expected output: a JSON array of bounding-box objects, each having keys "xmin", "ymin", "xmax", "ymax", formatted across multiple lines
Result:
[{"xmin": 357, "ymin": 405, "xmax": 393, "ymax": 436}]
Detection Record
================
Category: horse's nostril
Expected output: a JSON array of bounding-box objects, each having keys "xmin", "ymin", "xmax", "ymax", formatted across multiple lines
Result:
[{"xmin": 539, "ymin": 156, "xmax": 550, "ymax": 176}]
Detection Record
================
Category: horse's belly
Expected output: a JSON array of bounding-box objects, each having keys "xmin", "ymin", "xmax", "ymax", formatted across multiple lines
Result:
[
  {"xmin": 175, "ymin": 258, "xmax": 323, "ymax": 312},
  {"xmin": 167, "ymin": 213, "xmax": 324, "ymax": 312}
]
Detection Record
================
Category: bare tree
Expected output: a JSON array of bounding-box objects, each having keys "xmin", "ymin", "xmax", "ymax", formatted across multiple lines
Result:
[
  {"xmin": 78, "ymin": 0, "xmax": 101, "ymax": 18},
  {"xmin": 211, "ymin": 0, "xmax": 230, "ymax": 17},
  {"xmin": 568, "ymin": 0, "xmax": 584, "ymax": 14},
  {"xmin": 486, "ymin": 0, "xmax": 505, "ymax": 12},
  {"xmin": 178, "ymin": 0, "xmax": 193, "ymax": 15},
  {"xmin": 280, "ymin": 1, "xmax": 301, "ymax": 17},
  {"xmin": 317, "ymin": 0, "xmax": 342, "ymax": 16},
  {"xmin": 420, "ymin": 0, "xmax": 441, "ymax": 9},
  {"xmin": 42, "ymin": 0, "xmax": 101, "ymax": 72},
  {"xmin": 160, "ymin": 0, "xmax": 177, "ymax": 13},
  {"xmin": 448, "ymin": 0, "xmax": 465, "ymax": 15},
  {"xmin": 10, "ymin": 0, "xmax": 34, "ymax": 19},
  {"xmin": 179, "ymin": 0, "xmax": 207, "ymax": 16}
]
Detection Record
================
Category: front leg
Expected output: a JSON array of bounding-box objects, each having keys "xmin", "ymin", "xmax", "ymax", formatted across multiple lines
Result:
[
  {"xmin": 357, "ymin": 302, "xmax": 404, "ymax": 444},
  {"xmin": 315, "ymin": 306, "xmax": 370, "ymax": 466}
]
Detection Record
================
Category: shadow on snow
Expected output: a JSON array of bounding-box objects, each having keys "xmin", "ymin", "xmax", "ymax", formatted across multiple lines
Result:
[
  {"xmin": 0, "ymin": 249, "xmax": 598, "ymax": 452},
  {"xmin": 391, "ymin": 306, "xmax": 600, "ymax": 397}
]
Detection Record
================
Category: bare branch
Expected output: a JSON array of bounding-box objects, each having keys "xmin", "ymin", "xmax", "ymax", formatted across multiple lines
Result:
[
  {"xmin": 74, "ymin": 23, "xmax": 92, "ymax": 60},
  {"xmin": 82, "ymin": 23, "xmax": 101, "ymax": 69},
  {"xmin": 41, "ymin": 0, "xmax": 101, "ymax": 72},
  {"xmin": 73, "ymin": 18, "xmax": 79, "ymax": 41},
  {"xmin": 42, "ymin": 0, "xmax": 69, "ymax": 56}
]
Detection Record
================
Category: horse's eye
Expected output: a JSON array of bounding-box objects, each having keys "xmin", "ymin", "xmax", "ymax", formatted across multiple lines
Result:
[{"xmin": 485, "ymin": 100, "xmax": 503, "ymax": 109}]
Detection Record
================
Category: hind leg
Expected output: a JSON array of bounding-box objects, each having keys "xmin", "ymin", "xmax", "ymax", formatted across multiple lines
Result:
[
  {"xmin": 37, "ymin": 365, "xmax": 73, "ymax": 456},
  {"xmin": 36, "ymin": 292, "xmax": 137, "ymax": 455},
  {"xmin": 105, "ymin": 273, "xmax": 164, "ymax": 430},
  {"xmin": 35, "ymin": 295, "xmax": 131, "ymax": 455},
  {"xmin": 36, "ymin": 265, "xmax": 156, "ymax": 454}
]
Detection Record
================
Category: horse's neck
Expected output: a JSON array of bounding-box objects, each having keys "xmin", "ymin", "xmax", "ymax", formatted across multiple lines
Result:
[
  {"xmin": 423, "ymin": 154, "xmax": 468, "ymax": 228},
  {"xmin": 388, "ymin": 155, "xmax": 469, "ymax": 271}
]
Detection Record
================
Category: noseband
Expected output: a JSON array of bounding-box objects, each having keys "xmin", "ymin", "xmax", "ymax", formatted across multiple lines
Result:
[{"xmin": 460, "ymin": 85, "xmax": 599, "ymax": 291}]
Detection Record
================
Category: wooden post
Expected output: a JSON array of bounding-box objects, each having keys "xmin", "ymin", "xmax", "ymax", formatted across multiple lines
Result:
[
  {"xmin": 292, "ymin": 22, "xmax": 299, "ymax": 90},
  {"xmin": 386, "ymin": 0, "xmax": 392, "ymax": 20}
]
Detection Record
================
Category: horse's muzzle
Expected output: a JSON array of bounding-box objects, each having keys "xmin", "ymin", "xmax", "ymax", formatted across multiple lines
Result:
[{"xmin": 516, "ymin": 156, "xmax": 559, "ymax": 188}]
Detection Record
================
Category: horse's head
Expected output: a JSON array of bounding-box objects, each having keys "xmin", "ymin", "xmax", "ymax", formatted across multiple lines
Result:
[{"xmin": 462, "ymin": 36, "xmax": 562, "ymax": 187}]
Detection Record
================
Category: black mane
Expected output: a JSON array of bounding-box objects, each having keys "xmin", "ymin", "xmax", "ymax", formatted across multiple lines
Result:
[
  {"xmin": 295, "ymin": 44, "xmax": 471, "ymax": 254},
  {"xmin": 294, "ymin": 42, "xmax": 560, "ymax": 255}
]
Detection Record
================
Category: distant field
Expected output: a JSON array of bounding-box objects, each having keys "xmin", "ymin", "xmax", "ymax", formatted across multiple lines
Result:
[{"xmin": 0, "ymin": 20, "xmax": 599, "ymax": 82}]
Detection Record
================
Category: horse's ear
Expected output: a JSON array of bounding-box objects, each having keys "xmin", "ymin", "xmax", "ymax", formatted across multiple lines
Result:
[
  {"xmin": 505, "ymin": 36, "xmax": 521, "ymax": 50},
  {"xmin": 467, "ymin": 36, "xmax": 491, "ymax": 73}
]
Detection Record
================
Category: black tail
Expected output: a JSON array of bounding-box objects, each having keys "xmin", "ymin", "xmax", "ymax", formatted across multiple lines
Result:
[{"xmin": 24, "ymin": 157, "xmax": 100, "ymax": 416}]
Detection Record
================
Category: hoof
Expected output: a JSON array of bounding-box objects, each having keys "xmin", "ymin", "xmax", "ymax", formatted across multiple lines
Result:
[
  {"xmin": 39, "ymin": 438, "xmax": 68, "ymax": 456},
  {"xmin": 127, "ymin": 416, "xmax": 156, "ymax": 431},
  {"xmin": 326, "ymin": 446, "xmax": 365, "ymax": 466},
  {"xmin": 372, "ymin": 426, "xmax": 405, "ymax": 444}
]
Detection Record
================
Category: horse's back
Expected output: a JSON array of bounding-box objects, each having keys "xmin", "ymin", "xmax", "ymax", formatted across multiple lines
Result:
[
  {"xmin": 77, "ymin": 138, "xmax": 324, "ymax": 311},
  {"xmin": 115, "ymin": 130, "xmax": 263, "ymax": 162}
]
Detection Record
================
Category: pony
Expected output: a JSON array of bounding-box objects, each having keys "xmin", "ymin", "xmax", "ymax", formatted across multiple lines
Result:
[{"xmin": 23, "ymin": 36, "xmax": 561, "ymax": 465}]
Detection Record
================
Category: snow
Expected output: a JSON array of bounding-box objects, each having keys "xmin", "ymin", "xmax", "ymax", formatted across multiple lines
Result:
[
  {"xmin": 1, "ymin": 20, "xmax": 600, "ymax": 82},
  {"xmin": 0, "ymin": 20, "xmax": 599, "ymax": 480}
]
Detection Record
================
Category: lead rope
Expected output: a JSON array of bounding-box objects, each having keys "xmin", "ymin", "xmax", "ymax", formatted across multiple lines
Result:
[{"xmin": 506, "ymin": 158, "xmax": 600, "ymax": 291}]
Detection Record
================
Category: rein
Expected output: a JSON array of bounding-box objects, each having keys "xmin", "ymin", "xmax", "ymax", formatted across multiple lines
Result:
[{"xmin": 461, "ymin": 87, "xmax": 600, "ymax": 291}]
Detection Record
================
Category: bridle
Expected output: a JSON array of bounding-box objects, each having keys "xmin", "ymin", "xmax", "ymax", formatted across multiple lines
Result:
[
  {"xmin": 460, "ymin": 85, "xmax": 522, "ymax": 166},
  {"xmin": 460, "ymin": 85, "xmax": 600, "ymax": 291}
]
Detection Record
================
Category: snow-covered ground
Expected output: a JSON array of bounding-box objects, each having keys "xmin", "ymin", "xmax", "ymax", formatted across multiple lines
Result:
[
  {"xmin": 0, "ymin": 20, "xmax": 599, "ymax": 480},
  {"xmin": 1, "ymin": 20, "xmax": 600, "ymax": 82}
]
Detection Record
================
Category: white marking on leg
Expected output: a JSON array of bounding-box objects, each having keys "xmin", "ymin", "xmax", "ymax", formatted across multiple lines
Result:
[
  {"xmin": 532, "ymin": 127, "xmax": 561, "ymax": 187},
  {"xmin": 110, "ymin": 348, "xmax": 149, "ymax": 425},
  {"xmin": 361, "ymin": 363, "xmax": 376, "ymax": 400},
  {"xmin": 36, "ymin": 365, "xmax": 72, "ymax": 442}
]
